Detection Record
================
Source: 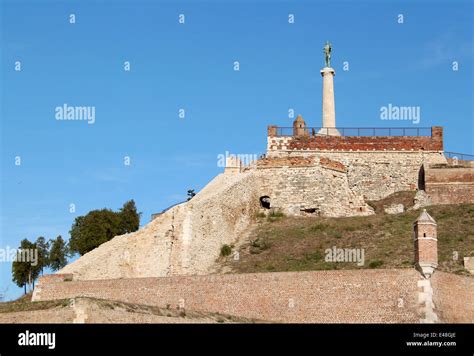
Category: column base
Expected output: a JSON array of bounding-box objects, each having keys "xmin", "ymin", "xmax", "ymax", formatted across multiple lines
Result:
[
  {"xmin": 416, "ymin": 262, "xmax": 438, "ymax": 278},
  {"xmin": 317, "ymin": 128, "xmax": 341, "ymax": 136}
]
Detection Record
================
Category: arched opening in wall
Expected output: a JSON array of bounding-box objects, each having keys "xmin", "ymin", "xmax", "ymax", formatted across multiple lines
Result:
[
  {"xmin": 418, "ymin": 165, "xmax": 425, "ymax": 190},
  {"xmin": 260, "ymin": 196, "xmax": 271, "ymax": 209}
]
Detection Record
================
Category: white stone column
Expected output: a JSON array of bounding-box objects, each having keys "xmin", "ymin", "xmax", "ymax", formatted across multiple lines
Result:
[{"xmin": 319, "ymin": 67, "xmax": 340, "ymax": 136}]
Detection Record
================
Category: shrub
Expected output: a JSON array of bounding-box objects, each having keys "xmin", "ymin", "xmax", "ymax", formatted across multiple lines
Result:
[
  {"xmin": 220, "ymin": 244, "xmax": 232, "ymax": 257},
  {"xmin": 368, "ymin": 260, "xmax": 384, "ymax": 268},
  {"xmin": 249, "ymin": 238, "xmax": 269, "ymax": 254}
]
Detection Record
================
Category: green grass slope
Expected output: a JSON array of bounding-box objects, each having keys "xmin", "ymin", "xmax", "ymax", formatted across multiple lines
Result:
[{"xmin": 224, "ymin": 201, "xmax": 474, "ymax": 275}]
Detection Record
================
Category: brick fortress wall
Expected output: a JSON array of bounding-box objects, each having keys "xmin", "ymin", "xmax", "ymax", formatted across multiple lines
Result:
[
  {"xmin": 34, "ymin": 269, "xmax": 421, "ymax": 323},
  {"xmin": 424, "ymin": 166, "xmax": 474, "ymax": 205},
  {"xmin": 431, "ymin": 272, "xmax": 474, "ymax": 323},
  {"xmin": 33, "ymin": 269, "xmax": 474, "ymax": 323},
  {"xmin": 261, "ymin": 126, "xmax": 447, "ymax": 202},
  {"xmin": 267, "ymin": 126, "xmax": 443, "ymax": 152}
]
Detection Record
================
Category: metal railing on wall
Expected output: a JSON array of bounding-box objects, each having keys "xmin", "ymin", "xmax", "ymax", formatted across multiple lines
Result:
[
  {"xmin": 274, "ymin": 127, "xmax": 433, "ymax": 137},
  {"xmin": 444, "ymin": 152, "xmax": 474, "ymax": 161}
]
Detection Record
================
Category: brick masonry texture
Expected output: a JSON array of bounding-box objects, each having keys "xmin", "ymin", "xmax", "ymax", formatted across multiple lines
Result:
[
  {"xmin": 431, "ymin": 272, "xmax": 474, "ymax": 323},
  {"xmin": 34, "ymin": 269, "xmax": 425, "ymax": 323},
  {"xmin": 267, "ymin": 126, "xmax": 443, "ymax": 152},
  {"xmin": 414, "ymin": 224, "xmax": 438, "ymax": 266},
  {"xmin": 424, "ymin": 166, "xmax": 474, "ymax": 204}
]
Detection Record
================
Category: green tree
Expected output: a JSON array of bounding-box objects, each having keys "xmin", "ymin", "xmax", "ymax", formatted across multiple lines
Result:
[
  {"xmin": 69, "ymin": 209, "xmax": 120, "ymax": 255},
  {"xmin": 69, "ymin": 200, "xmax": 141, "ymax": 256},
  {"xmin": 118, "ymin": 200, "xmax": 141, "ymax": 234},
  {"xmin": 12, "ymin": 239, "xmax": 40, "ymax": 294},
  {"xmin": 49, "ymin": 235, "xmax": 69, "ymax": 271},
  {"xmin": 35, "ymin": 236, "xmax": 49, "ymax": 275}
]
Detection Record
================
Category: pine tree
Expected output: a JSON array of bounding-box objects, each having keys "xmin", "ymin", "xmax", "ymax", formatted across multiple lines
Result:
[
  {"xmin": 119, "ymin": 200, "xmax": 141, "ymax": 234},
  {"xmin": 35, "ymin": 236, "xmax": 50, "ymax": 275},
  {"xmin": 49, "ymin": 236, "xmax": 69, "ymax": 271}
]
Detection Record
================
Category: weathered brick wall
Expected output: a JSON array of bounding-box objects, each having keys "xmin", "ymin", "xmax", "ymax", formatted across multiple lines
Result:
[
  {"xmin": 267, "ymin": 126, "xmax": 443, "ymax": 152},
  {"xmin": 424, "ymin": 166, "xmax": 474, "ymax": 204},
  {"xmin": 431, "ymin": 272, "xmax": 474, "ymax": 323},
  {"xmin": 414, "ymin": 224, "xmax": 438, "ymax": 266},
  {"xmin": 34, "ymin": 270, "xmax": 422, "ymax": 323}
]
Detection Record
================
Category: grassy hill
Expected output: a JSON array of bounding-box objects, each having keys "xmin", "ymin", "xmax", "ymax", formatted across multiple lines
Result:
[{"xmin": 222, "ymin": 198, "xmax": 474, "ymax": 275}]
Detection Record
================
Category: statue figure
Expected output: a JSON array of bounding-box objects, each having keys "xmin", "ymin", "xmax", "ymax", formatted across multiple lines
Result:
[{"xmin": 323, "ymin": 41, "xmax": 332, "ymax": 67}]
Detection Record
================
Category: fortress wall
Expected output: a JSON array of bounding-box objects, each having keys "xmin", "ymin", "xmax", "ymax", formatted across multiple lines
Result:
[
  {"xmin": 169, "ymin": 172, "xmax": 261, "ymax": 275},
  {"xmin": 60, "ymin": 172, "xmax": 262, "ymax": 280},
  {"xmin": 265, "ymin": 126, "xmax": 445, "ymax": 201},
  {"xmin": 267, "ymin": 126, "xmax": 443, "ymax": 153},
  {"xmin": 256, "ymin": 158, "xmax": 372, "ymax": 217},
  {"xmin": 424, "ymin": 166, "xmax": 474, "ymax": 205},
  {"xmin": 261, "ymin": 151, "xmax": 446, "ymax": 201},
  {"xmin": 33, "ymin": 269, "xmax": 422, "ymax": 323},
  {"xmin": 431, "ymin": 271, "xmax": 474, "ymax": 323}
]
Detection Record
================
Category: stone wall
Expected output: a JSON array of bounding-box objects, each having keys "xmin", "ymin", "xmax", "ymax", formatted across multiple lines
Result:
[
  {"xmin": 60, "ymin": 172, "xmax": 261, "ymax": 280},
  {"xmin": 258, "ymin": 152, "xmax": 446, "ymax": 202},
  {"xmin": 33, "ymin": 270, "xmax": 423, "ymax": 323},
  {"xmin": 255, "ymin": 157, "xmax": 372, "ymax": 216},
  {"xmin": 424, "ymin": 166, "xmax": 474, "ymax": 205},
  {"xmin": 58, "ymin": 151, "xmax": 449, "ymax": 281},
  {"xmin": 431, "ymin": 272, "xmax": 474, "ymax": 323},
  {"xmin": 57, "ymin": 125, "xmax": 459, "ymax": 282}
]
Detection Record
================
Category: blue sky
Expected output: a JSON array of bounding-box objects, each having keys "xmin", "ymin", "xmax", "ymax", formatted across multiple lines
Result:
[{"xmin": 1, "ymin": 0, "xmax": 473, "ymax": 300}]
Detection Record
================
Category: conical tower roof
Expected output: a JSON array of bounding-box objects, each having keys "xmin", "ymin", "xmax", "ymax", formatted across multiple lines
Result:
[
  {"xmin": 415, "ymin": 209, "xmax": 436, "ymax": 224},
  {"xmin": 293, "ymin": 115, "xmax": 305, "ymax": 124}
]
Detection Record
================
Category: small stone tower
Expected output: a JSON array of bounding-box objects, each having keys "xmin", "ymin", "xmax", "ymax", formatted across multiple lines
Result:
[
  {"xmin": 293, "ymin": 115, "xmax": 308, "ymax": 137},
  {"xmin": 414, "ymin": 209, "xmax": 438, "ymax": 277}
]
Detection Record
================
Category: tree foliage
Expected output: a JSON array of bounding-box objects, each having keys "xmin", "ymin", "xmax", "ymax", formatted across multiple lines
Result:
[
  {"xmin": 69, "ymin": 200, "xmax": 141, "ymax": 256},
  {"xmin": 12, "ymin": 239, "xmax": 40, "ymax": 294},
  {"xmin": 49, "ymin": 235, "xmax": 69, "ymax": 271},
  {"xmin": 35, "ymin": 236, "xmax": 49, "ymax": 276}
]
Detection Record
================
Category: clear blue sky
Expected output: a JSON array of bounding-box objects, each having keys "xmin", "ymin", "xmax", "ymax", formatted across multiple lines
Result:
[{"xmin": 1, "ymin": 0, "xmax": 473, "ymax": 300}]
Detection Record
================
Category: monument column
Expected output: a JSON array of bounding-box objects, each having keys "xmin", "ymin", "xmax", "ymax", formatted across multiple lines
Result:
[{"xmin": 319, "ymin": 41, "xmax": 340, "ymax": 136}]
